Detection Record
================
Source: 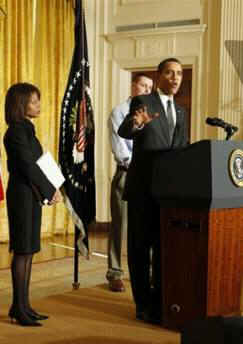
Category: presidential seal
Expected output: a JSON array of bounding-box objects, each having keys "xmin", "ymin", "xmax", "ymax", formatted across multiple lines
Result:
[{"xmin": 229, "ymin": 149, "xmax": 243, "ymax": 187}]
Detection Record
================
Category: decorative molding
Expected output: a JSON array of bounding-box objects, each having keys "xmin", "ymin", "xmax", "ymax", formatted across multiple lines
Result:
[
  {"xmin": 105, "ymin": 25, "xmax": 206, "ymax": 65},
  {"xmin": 114, "ymin": 56, "xmax": 197, "ymax": 73},
  {"xmin": 117, "ymin": 19, "xmax": 200, "ymax": 32},
  {"xmin": 135, "ymin": 36, "xmax": 174, "ymax": 58},
  {"xmin": 106, "ymin": 24, "xmax": 207, "ymax": 42}
]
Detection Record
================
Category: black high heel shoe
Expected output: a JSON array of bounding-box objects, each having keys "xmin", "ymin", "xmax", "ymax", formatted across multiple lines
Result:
[
  {"xmin": 8, "ymin": 307, "xmax": 42, "ymax": 327},
  {"xmin": 26, "ymin": 308, "xmax": 49, "ymax": 321}
]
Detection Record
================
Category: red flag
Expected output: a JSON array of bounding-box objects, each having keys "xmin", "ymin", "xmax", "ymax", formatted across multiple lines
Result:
[{"xmin": 73, "ymin": 98, "xmax": 87, "ymax": 163}]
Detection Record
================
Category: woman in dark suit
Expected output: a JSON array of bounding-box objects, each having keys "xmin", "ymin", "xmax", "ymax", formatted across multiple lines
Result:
[{"xmin": 4, "ymin": 83, "xmax": 61, "ymax": 326}]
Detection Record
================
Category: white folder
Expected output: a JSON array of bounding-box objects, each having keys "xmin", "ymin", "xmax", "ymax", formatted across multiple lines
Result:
[{"xmin": 36, "ymin": 151, "xmax": 65, "ymax": 189}]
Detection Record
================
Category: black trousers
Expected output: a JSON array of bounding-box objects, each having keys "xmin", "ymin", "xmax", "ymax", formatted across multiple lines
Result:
[{"xmin": 127, "ymin": 196, "xmax": 161, "ymax": 312}]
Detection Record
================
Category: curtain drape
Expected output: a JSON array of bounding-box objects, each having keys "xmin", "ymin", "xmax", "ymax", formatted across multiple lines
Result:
[
  {"xmin": 34, "ymin": 0, "xmax": 75, "ymax": 236},
  {"xmin": 0, "ymin": 0, "xmax": 75, "ymax": 241}
]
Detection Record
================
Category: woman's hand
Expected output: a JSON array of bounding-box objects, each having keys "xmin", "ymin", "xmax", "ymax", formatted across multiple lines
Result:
[{"xmin": 48, "ymin": 189, "xmax": 62, "ymax": 205}]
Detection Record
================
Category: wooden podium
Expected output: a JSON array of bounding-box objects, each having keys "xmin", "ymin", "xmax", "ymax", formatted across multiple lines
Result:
[{"xmin": 151, "ymin": 140, "xmax": 243, "ymax": 329}]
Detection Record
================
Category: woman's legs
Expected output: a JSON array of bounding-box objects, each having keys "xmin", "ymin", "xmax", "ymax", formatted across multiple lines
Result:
[
  {"xmin": 24, "ymin": 254, "xmax": 33, "ymax": 311},
  {"xmin": 10, "ymin": 253, "xmax": 27, "ymax": 313},
  {"xmin": 9, "ymin": 253, "xmax": 41, "ymax": 326},
  {"xmin": 24, "ymin": 254, "xmax": 48, "ymax": 320}
]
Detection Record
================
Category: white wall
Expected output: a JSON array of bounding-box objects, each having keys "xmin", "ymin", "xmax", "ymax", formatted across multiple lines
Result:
[{"xmin": 111, "ymin": 0, "xmax": 201, "ymax": 30}]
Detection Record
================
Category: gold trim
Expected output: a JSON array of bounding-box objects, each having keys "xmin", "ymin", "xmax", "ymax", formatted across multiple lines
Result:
[{"xmin": 229, "ymin": 149, "xmax": 243, "ymax": 187}]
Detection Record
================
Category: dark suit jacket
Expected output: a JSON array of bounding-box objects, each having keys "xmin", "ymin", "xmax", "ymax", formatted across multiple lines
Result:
[
  {"xmin": 118, "ymin": 91, "xmax": 189, "ymax": 200},
  {"xmin": 4, "ymin": 118, "xmax": 56, "ymax": 253}
]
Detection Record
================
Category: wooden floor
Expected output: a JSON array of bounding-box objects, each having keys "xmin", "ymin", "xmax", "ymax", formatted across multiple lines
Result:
[
  {"xmin": 0, "ymin": 232, "xmax": 129, "ymax": 305},
  {"xmin": 0, "ymin": 233, "xmax": 242, "ymax": 343},
  {"xmin": 0, "ymin": 233, "xmax": 181, "ymax": 344}
]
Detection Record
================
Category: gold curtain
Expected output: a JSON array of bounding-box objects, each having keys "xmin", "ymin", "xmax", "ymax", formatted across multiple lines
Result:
[
  {"xmin": 0, "ymin": 0, "xmax": 75, "ymax": 241},
  {"xmin": 0, "ymin": 0, "xmax": 35, "ymax": 241},
  {"xmin": 34, "ymin": 0, "xmax": 75, "ymax": 236}
]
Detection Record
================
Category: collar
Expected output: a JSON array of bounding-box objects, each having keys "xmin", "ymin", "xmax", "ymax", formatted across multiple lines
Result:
[
  {"xmin": 23, "ymin": 117, "xmax": 34, "ymax": 127},
  {"xmin": 22, "ymin": 118, "xmax": 35, "ymax": 134},
  {"xmin": 157, "ymin": 88, "xmax": 174, "ymax": 103}
]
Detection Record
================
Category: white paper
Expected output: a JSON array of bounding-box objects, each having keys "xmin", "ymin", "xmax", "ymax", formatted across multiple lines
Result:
[{"xmin": 36, "ymin": 151, "xmax": 65, "ymax": 189}]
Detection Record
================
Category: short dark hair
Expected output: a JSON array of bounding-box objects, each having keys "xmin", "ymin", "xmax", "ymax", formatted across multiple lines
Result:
[
  {"xmin": 157, "ymin": 58, "xmax": 182, "ymax": 73},
  {"xmin": 132, "ymin": 73, "xmax": 152, "ymax": 83},
  {"xmin": 5, "ymin": 82, "xmax": 40, "ymax": 125}
]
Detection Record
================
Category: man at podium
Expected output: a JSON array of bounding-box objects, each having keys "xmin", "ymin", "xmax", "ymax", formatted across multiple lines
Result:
[{"xmin": 118, "ymin": 57, "xmax": 189, "ymax": 324}]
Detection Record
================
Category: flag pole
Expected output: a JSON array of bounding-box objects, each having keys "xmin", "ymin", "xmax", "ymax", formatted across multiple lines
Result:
[
  {"xmin": 72, "ymin": 0, "xmax": 82, "ymax": 290},
  {"xmin": 72, "ymin": 0, "xmax": 86, "ymax": 290},
  {"xmin": 59, "ymin": 0, "xmax": 95, "ymax": 290},
  {"xmin": 73, "ymin": 225, "xmax": 80, "ymax": 289}
]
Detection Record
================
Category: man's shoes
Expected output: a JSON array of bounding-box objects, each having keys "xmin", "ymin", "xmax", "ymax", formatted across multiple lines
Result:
[
  {"xmin": 136, "ymin": 306, "xmax": 145, "ymax": 321},
  {"xmin": 143, "ymin": 310, "xmax": 161, "ymax": 325},
  {"xmin": 108, "ymin": 279, "xmax": 125, "ymax": 292},
  {"xmin": 136, "ymin": 311, "xmax": 145, "ymax": 321},
  {"xmin": 135, "ymin": 307, "xmax": 161, "ymax": 324}
]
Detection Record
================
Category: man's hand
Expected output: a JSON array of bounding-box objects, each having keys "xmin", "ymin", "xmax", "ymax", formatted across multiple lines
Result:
[{"xmin": 133, "ymin": 106, "xmax": 159, "ymax": 128}]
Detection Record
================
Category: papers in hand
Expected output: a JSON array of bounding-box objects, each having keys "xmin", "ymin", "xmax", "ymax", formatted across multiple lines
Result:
[{"xmin": 36, "ymin": 151, "xmax": 65, "ymax": 189}]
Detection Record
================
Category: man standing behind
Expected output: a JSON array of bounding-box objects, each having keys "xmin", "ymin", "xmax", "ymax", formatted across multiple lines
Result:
[
  {"xmin": 107, "ymin": 73, "xmax": 153, "ymax": 292},
  {"xmin": 118, "ymin": 58, "xmax": 188, "ymax": 322}
]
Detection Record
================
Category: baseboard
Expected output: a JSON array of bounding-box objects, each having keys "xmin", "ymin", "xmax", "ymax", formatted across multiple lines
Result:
[{"xmin": 89, "ymin": 221, "xmax": 110, "ymax": 233}]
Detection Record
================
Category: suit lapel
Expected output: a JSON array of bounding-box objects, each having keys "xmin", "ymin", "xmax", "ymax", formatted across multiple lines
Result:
[
  {"xmin": 174, "ymin": 103, "xmax": 184, "ymax": 129},
  {"xmin": 171, "ymin": 103, "xmax": 183, "ymax": 145},
  {"xmin": 152, "ymin": 92, "xmax": 171, "ymax": 145}
]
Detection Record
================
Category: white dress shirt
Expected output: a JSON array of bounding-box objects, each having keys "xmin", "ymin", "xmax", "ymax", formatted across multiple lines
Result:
[{"xmin": 157, "ymin": 88, "xmax": 177, "ymax": 127}]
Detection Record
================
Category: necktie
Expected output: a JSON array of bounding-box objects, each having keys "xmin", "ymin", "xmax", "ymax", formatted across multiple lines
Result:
[{"xmin": 167, "ymin": 99, "xmax": 174, "ymax": 144}]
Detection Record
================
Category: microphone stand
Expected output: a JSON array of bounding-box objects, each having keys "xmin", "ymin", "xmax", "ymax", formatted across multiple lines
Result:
[
  {"xmin": 225, "ymin": 125, "xmax": 238, "ymax": 140},
  {"xmin": 206, "ymin": 117, "xmax": 238, "ymax": 141}
]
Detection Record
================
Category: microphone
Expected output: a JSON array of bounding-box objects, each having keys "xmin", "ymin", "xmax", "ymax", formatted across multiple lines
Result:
[{"xmin": 206, "ymin": 117, "xmax": 238, "ymax": 132}]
